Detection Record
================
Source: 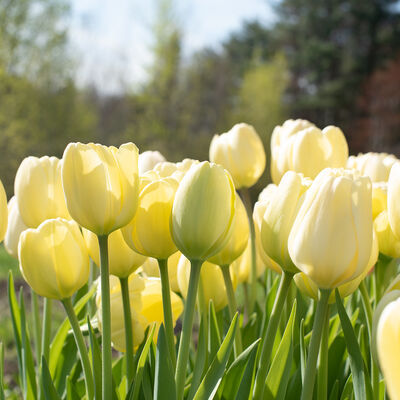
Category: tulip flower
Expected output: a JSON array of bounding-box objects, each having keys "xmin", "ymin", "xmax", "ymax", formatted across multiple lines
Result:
[
  {"xmin": 271, "ymin": 121, "xmax": 348, "ymax": 184},
  {"xmin": 210, "ymin": 123, "xmax": 266, "ymax": 188},
  {"xmin": 388, "ymin": 161, "xmax": 400, "ymax": 238},
  {"xmin": 83, "ymin": 228, "xmax": 146, "ymax": 278},
  {"xmin": 62, "ymin": 142, "xmax": 139, "ymax": 236},
  {"xmin": 347, "ymin": 152, "xmax": 397, "ymax": 182},
  {"xmin": 374, "ymin": 210, "xmax": 400, "ymax": 258},
  {"xmin": 258, "ymin": 183, "xmax": 277, "ymax": 202},
  {"xmin": 0, "ymin": 180, "xmax": 8, "ymax": 244},
  {"xmin": 4, "ymin": 197, "xmax": 27, "ymax": 258},
  {"xmin": 138, "ymin": 151, "xmax": 166, "ymax": 175},
  {"xmin": 288, "ymin": 168, "xmax": 373, "ymax": 289},
  {"xmin": 154, "ymin": 159, "xmax": 199, "ymax": 182},
  {"xmin": 15, "ymin": 156, "xmax": 70, "ymax": 228},
  {"xmin": 372, "ymin": 182, "xmax": 387, "ymax": 219}
]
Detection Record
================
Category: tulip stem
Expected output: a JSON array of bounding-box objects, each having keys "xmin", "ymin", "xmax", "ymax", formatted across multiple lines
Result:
[
  {"xmin": 41, "ymin": 298, "xmax": 52, "ymax": 362},
  {"xmin": 62, "ymin": 297, "xmax": 94, "ymax": 400},
  {"xmin": 88, "ymin": 258, "xmax": 97, "ymax": 317},
  {"xmin": 119, "ymin": 277, "xmax": 134, "ymax": 388},
  {"xmin": 240, "ymin": 188, "xmax": 257, "ymax": 314},
  {"xmin": 253, "ymin": 271, "xmax": 293, "ymax": 399},
  {"xmin": 317, "ymin": 305, "xmax": 330, "ymax": 400},
  {"xmin": 31, "ymin": 291, "xmax": 41, "ymax": 364},
  {"xmin": 175, "ymin": 259, "xmax": 202, "ymax": 400},
  {"xmin": 97, "ymin": 234, "xmax": 112, "ymax": 400},
  {"xmin": 157, "ymin": 258, "xmax": 177, "ymax": 369},
  {"xmin": 221, "ymin": 264, "xmax": 242, "ymax": 356},
  {"xmin": 301, "ymin": 288, "xmax": 331, "ymax": 400}
]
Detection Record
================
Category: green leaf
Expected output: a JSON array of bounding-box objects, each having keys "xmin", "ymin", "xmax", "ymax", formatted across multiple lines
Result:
[
  {"xmin": 66, "ymin": 375, "xmax": 82, "ymax": 400},
  {"xmin": 335, "ymin": 290, "xmax": 370, "ymax": 400},
  {"xmin": 42, "ymin": 356, "xmax": 62, "ymax": 400},
  {"xmin": 299, "ymin": 319, "xmax": 306, "ymax": 385},
  {"xmin": 193, "ymin": 313, "xmax": 238, "ymax": 400},
  {"xmin": 153, "ymin": 324, "xmax": 176, "ymax": 400},
  {"xmin": 340, "ymin": 375, "xmax": 353, "ymax": 400},
  {"xmin": 208, "ymin": 300, "xmax": 222, "ymax": 365},
  {"xmin": 329, "ymin": 380, "xmax": 339, "ymax": 400},
  {"xmin": 87, "ymin": 316, "xmax": 102, "ymax": 400},
  {"xmin": 0, "ymin": 343, "xmax": 4, "ymax": 400},
  {"xmin": 263, "ymin": 300, "xmax": 297, "ymax": 400}
]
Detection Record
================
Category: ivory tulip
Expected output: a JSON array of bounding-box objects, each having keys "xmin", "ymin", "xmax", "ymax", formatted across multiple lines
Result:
[
  {"xmin": 372, "ymin": 182, "xmax": 387, "ymax": 219},
  {"xmin": 374, "ymin": 210, "xmax": 400, "ymax": 258},
  {"xmin": 4, "ymin": 197, "xmax": 27, "ymax": 258},
  {"xmin": 138, "ymin": 151, "xmax": 165, "ymax": 175},
  {"xmin": 388, "ymin": 161, "xmax": 400, "ymax": 238}
]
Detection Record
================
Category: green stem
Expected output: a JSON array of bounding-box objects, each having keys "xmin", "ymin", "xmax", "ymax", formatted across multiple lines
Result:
[
  {"xmin": 317, "ymin": 305, "xmax": 330, "ymax": 400},
  {"xmin": 221, "ymin": 264, "xmax": 242, "ymax": 356},
  {"xmin": 301, "ymin": 288, "xmax": 332, "ymax": 400},
  {"xmin": 88, "ymin": 258, "xmax": 97, "ymax": 317},
  {"xmin": 175, "ymin": 259, "xmax": 202, "ymax": 400},
  {"xmin": 31, "ymin": 291, "xmax": 41, "ymax": 364},
  {"xmin": 62, "ymin": 298, "xmax": 94, "ymax": 400},
  {"xmin": 253, "ymin": 271, "xmax": 293, "ymax": 399},
  {"xmin": 97, "ymin": 234, "xmax": 112, "ymax": 400},
  {"xmin": 157, "ymin": 258, "xmax": 177, "ymax": 368},
  {"xmin": 41, "ymin": 298, "xmax": 52, "ymax": 362},
  {"xmin": 240, "ymin": 188, "xmax": 257, "ymax": 313},
  {"xmin": 119, "ymin": 277, "xmax": 134, "ymax": 388}
]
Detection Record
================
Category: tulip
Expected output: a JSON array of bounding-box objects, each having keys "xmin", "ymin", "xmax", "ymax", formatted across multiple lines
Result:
[
  {"xmin": 83, "ymin": 228, "xmax": 146, "ymax": 278},
  {"xmin": 374, "ymin": 210, "xmax": 400, "ymax": 258},
  {"xmin": 138, "ymin": 151, "xmax": 166, "ymax": 175},
  {"xmin": 271, "ymin": 122, "xmax": 348, "ymax": 184},
  {"xmin": 372, "ymin": 182, "xmax": 387, "ymax": 219},
  {"xmin": 376, "ymin": 297, "xmax": 400, "ymax": 400},
  {"xmin": 210, "ymin": 123, "xmax": 266, "ymax": 188},
  {"xmin": 288, "ymin": 168, "xmax": 373, "ymax": 289},
  {"xmin": 388, "ymin": 161, "xmax": 400, "ymax": 238},
  {"xmin": 4, "ymin": 197, "xmax": 27, "ymax": 258},
  {"xmin": 347, "ymin": 152, "xmax": 397, "ymax": 182},
  {"xmin": 154, "ymin": 159, "xmax": 199, "ymax": 182},
  {"xmin": 258, "ymin": 183, "xmax": 277, "ymax": 202},
  {"xmin": 14, "ymin": 156, "xmax": 70, "ymax": 228},
  {"xmin": 260, "ymin": 171, "xmax": 312, "ymax": 273},
  {"xmin": 62, "ymin": 142, "xmax": 139, "ymax": 236}
]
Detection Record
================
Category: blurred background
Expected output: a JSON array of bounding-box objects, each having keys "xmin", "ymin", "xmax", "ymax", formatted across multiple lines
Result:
[{"xmin": 1, "ymin": 0, "xmax": 400, "ymax": 196}]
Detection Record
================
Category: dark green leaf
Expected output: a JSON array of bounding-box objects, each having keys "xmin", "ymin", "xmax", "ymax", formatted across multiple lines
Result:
[
  {"xmin": 208, "ymin": 300, "xmax": 222, "ymax": 366},
  {"xmin": 87, "ymin": 316, "xmax": 102, "ymax": 400},
  {"xmin": 42, "ymin": 356, "xmax": 62, "ymax": 400}
]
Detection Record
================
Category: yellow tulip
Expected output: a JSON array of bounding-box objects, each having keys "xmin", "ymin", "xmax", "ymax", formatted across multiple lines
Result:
[
  {"xmin": 19, "ymin": 218, "xmax": 89, "ymax": 299},
  {"xmin": 0, "ymin": 180, "xmax": 7, "ymax": 243},
  {"xmin": 83, "ymin": 228, "xmax": 146, "ymax": 278},
  {"xmin": 260, "ymin": 171, "xmax": 312, "ymax": 273},
  {"xmin": 14, "ymin": 156, "xmax": 70, "ymax": 228},
  {"xmin": 122, "ymin": 178, "xmax": 179, "ymax": 259},
  {"xmin": 177, "ymin": 255, "xmax": 235, "ymax": 311},
  {"xmin": 171, "ymin": 161, "xmax": 236, "ymax": 260},
  {"xmin": 62, "ymin": 142, "xmax": 139, "ymax": 235},
  {"xmin": 372, "ymin": 182, "xmax": 387, "ymax": 219},
  {"xmin": 388, "ymin": 161, "xmax": 400, "ymax": 238},
  {"xmin": 97, "ymin": 274, "xmax": 183, "ymax": 352},
  {"xmin": 258, "ymin": 183, "xmax": 277, "ymax": 202},
  {"xmin": 210, "ymin": 123, "xmax": 266, "ymax": 188},
  {"xmin": 4, "ymin": 197, "xmax": 27, "ymax": 258},
  {"xmin": 374, "ymin": 210, "xmax": 400, "ymax": 258},
  {"xmin": 347, "ymin": 152, "xmax": 397, "ymax": 183},
  {"xmin": 141, "ymin": 252, "xmax": 181, "ymax": 292},
  {"xmin": 208, "ymin": 194, "xmax": 249, "ymax": 266},
  {"xmin": 154, "ymin": 159, "xmax": 199, "ymax": 182},
  {"xmin": 288, "ymin": 168, "xmax": 373, "ymax": 289},
  {"xmin": 271, "ymin": 121, "xmax": 348, "ymax": 184},
  {"xmin": 376, "ymin": 297, "xmax": 400, "ymax": 400},
  {"xmin": 138, "ymin": 151, "xmax": 166, "ymax": 175}
]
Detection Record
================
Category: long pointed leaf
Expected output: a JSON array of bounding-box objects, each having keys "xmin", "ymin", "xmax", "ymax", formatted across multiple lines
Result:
[
  {"xmin": 87, "ymin": 316, "xmax": 102, "ymax": 400},
  {"xmin": 42, "ymin": 356, "xmax": 62, "ymax": 400}
]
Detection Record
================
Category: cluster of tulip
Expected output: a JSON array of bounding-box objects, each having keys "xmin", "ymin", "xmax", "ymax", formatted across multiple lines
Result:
[{"xmin": 2, "ymin": 119, "xmax": 400, "ymax": 400}]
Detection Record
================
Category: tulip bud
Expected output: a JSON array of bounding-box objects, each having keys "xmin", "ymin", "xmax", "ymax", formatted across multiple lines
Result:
[
  {"xmin": 138, "ymin": 151, "xmax": 166, "ymax": 175},
  {"xmin": 171, "ymin": 161, "xmax": 236, "ymax": 261},
  {"xmin": 4, "ymin": 197, "xmax": 27, "ymax": 258},
  {"xmin": 208, "ymin": 194, "xmax": 249, "ymax": 266},
  {"xmin": 83, "ymin": 228, "xmax": 146, "ymax": 278},
  {"xmin": 19, "ymin": 218, "xmax": 89, "ymax": 299},
  {"xmin": 177, "ymin": 255, "xmax": 235, "ymax": 311},
  {"xmin": 122, "ymin": 178, "xmax": 179, "ymax": 259},
  {"xmin": 374, "ymin": 210, "xmax": 400, "ymax": 258},
  {"xmin": 154, "ymin": 159, "xmax": 199, "ymax": 183},
  {"xmin": 260, "ymin": 171, "xmax": 312, "ymax": 273},
  {"xmin": 372, "ymin": 182, "xmax": 387, "ymax": 219},
  {"xmin": 0, "ymin": 180, "xmax": 7, "ymax": 243},
  {"xmin": 271, "ymin": 122, "xmax": 348, "ymax": 184},
  {"xmin": 347, "ymin": 152, "xmax": 397, "ymax": 183},
  {"xmin": 62, "ymin": 142, "xmax": 140, "ymax": 235},
  {"xmin": 288, "ymin": 168, "xmax": 373, "ymax": 289},
  {"xmin": 15, "ymin": 156, "xmax": 70, "ymax": 228},
  {"xmin": 388, "ymin": 161, "xmax": 400, "ymax": 238},
  {"xmin": 210, "ymin": 123, "xmax": 266, "ymax": 188}
]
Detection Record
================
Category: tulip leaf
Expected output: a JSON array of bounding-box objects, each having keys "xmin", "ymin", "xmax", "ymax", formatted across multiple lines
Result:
[
  {"xmin": 153, "ymin": 324, "xmax": 176, "ymax": 400},
  {"xmin": 263, "ymin": 300, "xmax": 297, "ymax": 400},
  {"xmin": 208, "ymin": 300, "xmax": 222, "ymax": 365},
  {"xmin": 193, "ymin": 313, "xmax": 238, "ymax": 400},
  {"xmin": 66, "ymin": 375, "xmax": 82, "ymax": 400},
  {"xmin": 335, "ymin": 290, "xmax": 372, "ymax": 400},
  {"xmin": 299, "ymin": 319, "xmax": 306, "ymax": 385},
  {"xmin": 328, "ymin": 380, "xmax": 339, "ymax": 400},
  {"xmin": 340, "ymin": 375, "xmax": 353, "ymax": 400},
  {"xmin": 0, "ymin": 343, "xmax": 4, "ymax": 400},
  {"xmin": 87, "ymin": 316, "xmax": 102, "ymax": 400},
  {"xmin": 42, "ymin": 356, "xmax": 62, "ymax": 400},
  {"xmin": 217, "ymin": 338, "xmax": 260, "ymax": 399}
]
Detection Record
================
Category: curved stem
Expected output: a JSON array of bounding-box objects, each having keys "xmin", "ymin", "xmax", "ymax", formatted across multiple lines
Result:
[
  {"xmin": 301, "ymin": 288, "xmax": 331, "ymax": 400},
  {"xmin": 31, "ymin": 291, "xmax": 41, "ymax": 364},
  {"xmin": 317, "ymin": 304, "xmax": 330, "ymax": 400},
  {"xmin": 41, "ymin": 298, "xmax": 52, "ymax": 362},
  {"xmin": 62, "ymin": 297, "xmax": 94, "ymax": 400},
  {"xmin": 175, "ymin": 259, "xmax": 202, "ymax": 400},
  {"xmin": 119, "ymin": 277, "xmax": 134, "ymax": 388},
  {"xmin": 220, "ymin": 264, "xmax": 242, "ymax": 356},
  {"xmin": 97, "ymin": 234, "xmax": 112, "ymax": 400},
  {"xmin": 157, "ymin": 258, "xmax": 176, "ymax": 368},
  {"xmin": 253, "ymin": 271, "xmax": 293, "ymax": 399}
]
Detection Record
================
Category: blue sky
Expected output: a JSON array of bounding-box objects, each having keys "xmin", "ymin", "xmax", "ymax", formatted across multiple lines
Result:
[{"xmin": 70, "ymin": 0, "xmax": 274, "ymax": 93}]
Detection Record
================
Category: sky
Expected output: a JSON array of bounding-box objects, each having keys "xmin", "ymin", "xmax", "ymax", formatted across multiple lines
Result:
[{"xmin": 69, "ymin": 0, "xmax": 274, "ymax": 93}]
